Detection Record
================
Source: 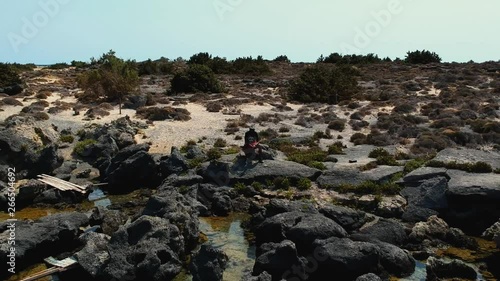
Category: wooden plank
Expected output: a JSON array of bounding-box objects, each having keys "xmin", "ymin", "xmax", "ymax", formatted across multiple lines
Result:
[
  {"xmin": 39, "ymin": 174, "xmax": 87, "ymax": 191},
  {"xmin": 36, "ymin": 176, "xmax": 87, "ymax": 193},
  {"xmin": 20, "ymin": 267, "xmax": 60, "ymax": 281}
]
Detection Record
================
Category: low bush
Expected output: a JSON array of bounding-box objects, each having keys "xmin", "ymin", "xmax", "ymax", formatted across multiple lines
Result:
[
  {"xmin": 73, "ymin": 139, "xmax": 97, "ymax": 156},
  {"xmin": 335, "ymin": 180, "xmax": 401, "ymax": 195},
  {"xmin": 403, "ymin": 158, "xmax": 426, "ymax": 173},
  {"xmin": 170, "ymin": 64, "xmax": 224, "ymax": 94},
  {"xmin": 405, "ymin": 50, "xmax": 442, "ymax": 64},
  {"xmin": 350, "ymin": 133, "xmax": 367, "ymax": 145},
  {"xmin": 411, "ymin": 132, "xmax": 451, "ymax": 154},
  {"xmin": 206, "ymin": 148, "xmax": 222, "ymax": 161},
  {"xmin": 60, "ymin": 135, "xmax": 75, "ymax": 143},
  {"xmin": 289, "ymin": 65, "xmax": 359, "ymax": 104},
  {"xmin": 206, "ymin": 102, "xmax": 223, "ymax": 112},
  {"xmin": 136, "ymin": 107, "xmax": 191, "ymax": 121},
  {"xmin": 427, "ymin": 160, "xmax": 493, "ymax": 173},
  {"xmin": 328, "ymin": 119, "xmax": 346, "ymax": 131},
  {"xmin": 214, "ymin": 138, "xmax": 227, "ymax": 147},
  {"xmin": 273, "ymin": 177, "xmax": 291, "ymax": 190},
  {"xmin": 1, "ymin": 97, "xmax": 23, "ymax": 106},
  {"xmin": 368, "ymin": 148, "xmax": 390, "ymax": 158},
  {"xmin": 297, "ymin": 178, "xmax": 312, "ymax": 191},
  {"xmin": 328, "ymin": 141, "xmax": 345, "ymax": 154}
]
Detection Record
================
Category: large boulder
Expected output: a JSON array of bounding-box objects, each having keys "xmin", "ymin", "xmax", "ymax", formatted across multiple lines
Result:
[
  {"xmin": 426, "ymin": 257, "xmax": 477, "ymax": 280},
  {"xmin": 433, "ymin": 147, "xmax": 500, "ymax": 170},
  {"xmin": 89, "ymin": 206, "xmax": 128, "ymax": 236},
  {"xmin": 309, "ymin": 237, "xmax": 380, "ymax": 280},
  {"xmin": 253, "ymin": 240, "xmax": 306, "ymax": 281},
  {"xmin": 142, "ymin": 183, "xmax": 200, "ymax": 251},
  {"xmin": 444, "ymin": 170, "xmax": 500, "ymax": 234},
  {"xmin": 75, "ymin": 232, "xmax": 111, "ymax": 278},
  {"xmin": 355, "ymin": 218, "xmax": 407, "ymax": 246},
  {"xmin": 317, "ymin": 165, "xmax": 404, "ymax": 189},
  {"xmin": 158, "ymin": 147, "xmax": 189, "ymax": 177},
  {"xmin": 356, "ymin": 273, "xmax": 382, "ymax": 281},
  {"xmin": 255, "ymin": 211, "xmax": 347, "ymax": 255},
  {"xmin": 102, "ymin": 216, "xmax": 185, "ymax": 281},
  {"xmin": 264, "ymin": 199, "xmax": 318, "ymax": 218},
  {"xmin": 190, "ymin": 245, "xmax": 228, "ymax": 281},
  {"xmin": 409, "ymin": 215, "xmax": 478, "ymax": 249},
  {"xmin": 319, "ymin": 204, "xmax": 369, "ymax": 232},
  {"xmin": 400, "ymin": 167, "xmax": 449, "ymax": 186},
  {"xmin": 482, "ymin": 219, "xmax": 500, "ymax": 248},
  {"xmin": 105, "ymin": 144, "xmax": 161, "ymax": 192},
  {"xmin": 0, "ymin": 212, "xmax": 88, "ymax": 274},
  {"xmin": 401, "ymin": 176, "xmax": 449, "ymax": 222}
]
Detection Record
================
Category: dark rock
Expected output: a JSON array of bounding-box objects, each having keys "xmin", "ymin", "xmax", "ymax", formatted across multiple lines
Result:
[
  {"xmin": 265, "ymin": 199, "xmax": 318, "ymax": 217},
  {"xmin": 33, "ymin": 188, "xmax": 86, "ymax": 205},
  {"xmin": 75, "ymin": 232, "xmax": 110, "ymax": 278},
  {"xmin": 482, "ymin": 219, "xmax": 500, "ymax": 248},
  {"xmin": 221, "ymin": 159, "xmax": 322, "ymax": 185},
  {"xmin": 402, "ymin": 205, "xmax": 439, "ymax": 223},
  {"xmin": 375, "ymin": 241, "xmax": 415, "ymax": 277},
  {"xmin": 0, "ymin": 212, "xmax": 88, "ymax": 272},
  {"xmin": 409, "ymin": 215, "xmax": 478, "ymax": 249},
  {"xmin": 190, "ymin": 245, "xmax": 228, "ymax": 281},
  {"xmin": 356, "ymin": 218, "xmax": 407, "ymax": 246},
  {"xmin": 163, "ymin": 173, "xmax": 203, "ymax": 187},
  {"xmin": 212, "ymin": 193, "xmax": 233, "ymax": 216},
  {"xmin": 310, "ymin": 237, "xmax": 380, "ymax": 281},
  {"xmin": 106, "ymin": 149, "xmax": 161, "ymax": 192},
  {"xmin": 426, "ymin": 257, "xmax": 477, "ymax": 280},
  {"xmin": 433, "ymin": 148, "xmax": 500, "ymax": 170},
  {"xmin": 186, "ymin": 145, "xmax": 205, "ymax": 159},
  {"xmin": 401, "ymin": 167, "xmax": 449, "ymax": 185},
  {"xmin": 124, "ymin": 94, "xmax": 147, "ymax": 109},
  {"xmin": 142, "ymin": 183, "xmax": 200, "ymax": 251},
  {"xmin": 356, "ymin": 273, "xmax": 382, "ymax": 281},
  {"xmin": 158, "ymin": 147, "xmax": 189, "ymax": 177},
  {"xmin": 319, "ymin": 204, "xmax": 369, "ymax": 232},
  {"xmin": 89, "ymin": 206, "xmax": 127, "ymax": 236},
  {"xmin": 317, "ymin": 165, "xmax": 403, "ymax": 189},
  {"xmin": 445, "ymin": 170, "xmax": 500, "ymax": 234},
  {"xmin": 3, "ymin": 84, "xmax": 23, "ymax": 95},
  {"xmin": 253, "ymin": 240, "xmax": 306, "ymax": 281},
  {"xmin": 102, "ymin": 216, "xmax": 184, "ymax": 281},
  {"xmin": 255, "ymin": 211, "xmax": 347, "ymax": 255},
  {"xmin": 401, "ymin": 176, "xmax": 448, "ymax": 210}
]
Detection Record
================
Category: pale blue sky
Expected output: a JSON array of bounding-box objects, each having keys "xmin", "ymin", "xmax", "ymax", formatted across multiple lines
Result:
[{"xmin": 1, "ymin": 0, "xmax": 499, "ymax": 64}]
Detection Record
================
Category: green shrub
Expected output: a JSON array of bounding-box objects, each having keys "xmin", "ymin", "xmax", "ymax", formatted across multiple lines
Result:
[
  {"xmin": 59, "ymin": 135, "xmax": 74, "ymax": 143},
  {"xmin": 214, "ymin": 138, "xmax": 227, "ymax": 147},
  {"xmin": 170, "ymin": 64, "xmax": 224, "ymax": 93},
  {"xmin": 350, "ymin": 133, "xmax": 367, "ymax": 145},
  {"xmin": 369, "ymin": 148, "xmax": 391, "ymax": 158},
  {"xmin": 297, "ymin": 178, "xmax": 312, "ymax": 191},
  {"xmin": 427, "ymin": 160, "xmax": 493, "ymax": 173},
  {"xmin": 187, "ymin": 157, "xmax": 205, "ymax": 169},
  {"xmin": 251, "ymin": 181, "xmax": 263, "ymax": 192},
  {"xmin": 223, "ymin": 145, "xmax": 240, "ymax": 155},
  {"xmin": 328, "ymin": 141, "xmax": 345, "ymax": 154},
  {"xmin": 206, "ymin": 148, "xmax": 222, "ymax": 161},
  {"xmin": 137, "ymin": 58, "xmax": 174, "ymax": 75},
  {"xmin": 47, "ymin": 62, "xmax": 69, "ymax": 69},
  {"xmin": 179, "ymin": 185, "xmax": 190, "ymax": 194},
  {"xmin": 403, "ymin": 158, "xmax": 426, "ymax": 173},
  {"xmin": 73, "ymin": 139, "xmax": 97, "ymax": 156},
  {"xmin": 273, "ymin": 177, "xmax": 290, "ymax": 190},
  {"xmin": 0, "ymin": 63, "xmax": 22, "ymax": 88},
  {"xmin": 273, "ymin": 55, "xmax": 290, "ymax": 63},
  {"xmin": 308, "ymin": 161, "xmax": 327, "ymax": 170},
  {"xmin": 77, "ymin": 50, "xmax": 138, "ymax": 114},
  {"xmin": 234, "ymin": 182, "xmax": 248, "ymax": 194},
  {"xmin": 232, "ymin": 56, "xmax": 271, "ymax": 75},
  {"xmin": 376, "ymin": 155, "xmax": 399, "ymax": 166},
  {"xmin": 405, "ymin": 50, "xmax": 441, "ymax": 64},
  {"xmin": 136, "ymin": 107, "xmax": 191, "ymax": 121},
  {"xmin": 336, "ymin": 180, "xmax": 401, "ymax": 195},
  {"xmin": 318, "ymin": 53, "xmax": 382, "ymax": 64},
  {"xmin": 289, "ymin": 65, "xmax": 359, "ymax": 104},
  {"xmin": 328, "ymin": 119, "xmax": 346, "ymax": 131}
]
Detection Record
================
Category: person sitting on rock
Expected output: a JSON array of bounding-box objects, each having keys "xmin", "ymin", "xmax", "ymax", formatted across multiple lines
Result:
[{"xmin": 243, "ymin": 126, "xmax": 263, "ymax": 163}]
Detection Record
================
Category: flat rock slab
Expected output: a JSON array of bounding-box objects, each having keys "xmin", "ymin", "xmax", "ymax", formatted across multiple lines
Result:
[
  {"xmin": 446, "ymin": 170, "xmax": 500, "ymax": 200},
  {"xmin": 433, "ymin": 148, "xmax": 500, "ymax": 170},
  {"xmin": 402, "ymin": 167, "xmax": 449, "ymax": 184},
  {"xmin": 317, "ymin": 165, "xmax": 403, "ymax": 188}
]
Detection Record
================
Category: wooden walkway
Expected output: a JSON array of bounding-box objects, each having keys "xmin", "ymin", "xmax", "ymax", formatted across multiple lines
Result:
[
  {"xmin": 20, "ymin": 256, "xmax": 78, "ymax": 281},
  {"xmin": 36, "ymin": 174, "xmax": 87, "ymax": 194}
]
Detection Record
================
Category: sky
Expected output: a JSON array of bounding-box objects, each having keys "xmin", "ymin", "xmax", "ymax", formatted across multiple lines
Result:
[{"xmin": 0, "ymin": 0, "xmax": 499, "ymax": 64}]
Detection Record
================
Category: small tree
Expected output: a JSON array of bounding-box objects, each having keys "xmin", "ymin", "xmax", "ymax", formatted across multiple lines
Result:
[
  {"xmin": 170, "ymin": 64, "xmax": 224, "ymax": 94},
  {"xmin": 405, "ymin": 50, "xmax": 442, "ymax": 64},
  {"xmin": 289, "ymin": 65, "xmax": 359, "ymax": 104},
  {"xmin": 0, "ymin": 63, "xmax": 22, "ymax": 88},
  {"xmin": 77, "ymin": 50, "xmax": 139, "ymax": 114},
  {"xmin": 273, "ymin": 55, "xmax": 290, "ymax": 63}
]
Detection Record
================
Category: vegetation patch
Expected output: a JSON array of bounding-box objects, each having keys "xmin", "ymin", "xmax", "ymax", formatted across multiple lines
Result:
[
  {"xmin": 426, "ymin": 160, "xmax": 493, "ymax": 173},
  {"xmin": 136, "ymin": 107, "xmax": 191, "ymax": 121}
]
